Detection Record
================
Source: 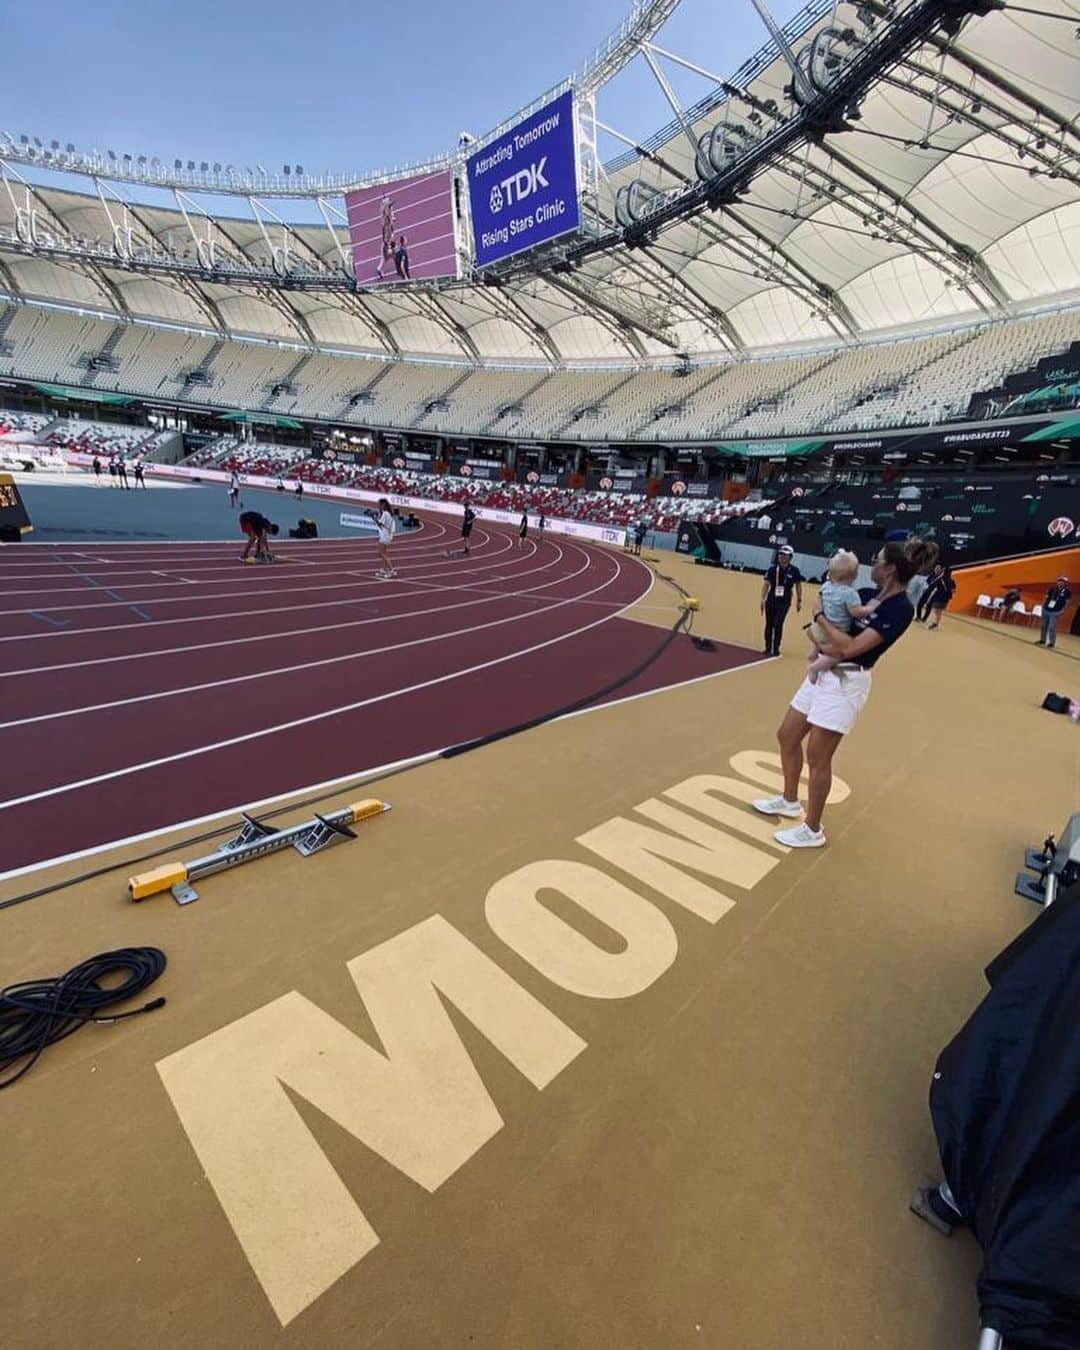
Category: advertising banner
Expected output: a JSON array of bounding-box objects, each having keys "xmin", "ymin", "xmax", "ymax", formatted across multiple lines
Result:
[
  {"xmin": 517, "ymin": 468, "xmax": 568, "ymax": 488},
  {"xmin": 384, "ymin": 451, "xmax": 433, "ymax": 473},
  {"xmin": 715, "ymin": 414, "xmax": 1080, "ymax": 462},
  {"xmin": 588, "ymin": 470, "xmax": 646, "ymax": 494},
  {"xmin": 345, "ymin": 168, "xmax": 457, "ymax": 285},
  {"xmin": 456, "ymin": 461, "xmax": 501, "ymax": 481},
  {"xmin": 64, "ymin": 454, "xmax": 626, "ymax": 547},
  {"xmin": 662, "ymin": 479, "xmax": 714, "ymax": 498},
  {"xmin": 468, "ymin": 90, "xmax": 579, "ymax": 268}
]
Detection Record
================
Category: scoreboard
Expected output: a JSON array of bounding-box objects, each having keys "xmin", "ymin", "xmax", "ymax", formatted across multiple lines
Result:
[{"xmin": 0, "ymin": 473, "xmax": 32, "ymax": 541}]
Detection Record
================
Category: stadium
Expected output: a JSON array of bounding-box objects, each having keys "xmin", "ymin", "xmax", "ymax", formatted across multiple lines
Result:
[{"xmin": 1, "ymin": 0, "xmax": 1078, "ymax": 1347}]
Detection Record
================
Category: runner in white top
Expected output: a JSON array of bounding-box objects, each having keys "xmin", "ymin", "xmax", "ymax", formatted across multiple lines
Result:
[{"xmin": 375, "ymin": 497, "xmax": 397, "ymax": 578}]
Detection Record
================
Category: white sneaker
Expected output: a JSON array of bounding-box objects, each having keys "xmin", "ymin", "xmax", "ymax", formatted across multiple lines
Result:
[
  {"xmin": 775, "ymin": 823, "xmax": 826, "ymax": 849},
  {"xmin": 752, "ymin": 795, "xmax": 802, "ymax": 819}
]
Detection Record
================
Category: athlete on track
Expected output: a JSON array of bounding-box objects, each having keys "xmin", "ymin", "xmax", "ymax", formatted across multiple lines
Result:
[
  {"xmin": 375, "ymin": 498, "xmax": 397, "ymax": 578},
  {"xmin": 461, "ymin": 502, "xmax": 477, "ymax": 555},
  {"xmin": 239, "ymin": 509, "xmax": 278, "ymax": 563}
]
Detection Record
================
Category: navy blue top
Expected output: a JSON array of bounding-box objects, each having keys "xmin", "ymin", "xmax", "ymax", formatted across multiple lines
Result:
[
  {"xmin": 1045, "ymin": 584, "xmax": 1071, "ymax": 614},
  {"xmin": 764, "ymin": 562, "xmax": 802, "ymax": 603},
  {"xmin": 850, "ymin": 590, "xmax": 914, "ymax": 669}
]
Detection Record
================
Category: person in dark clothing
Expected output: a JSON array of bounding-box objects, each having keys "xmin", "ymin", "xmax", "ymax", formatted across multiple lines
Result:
[
  {"xmin": 116, "ymin": 457, "xmax": 130, "ymax": 490},
  {"xmin": 394, "ymin": 235, "xmax": 410, "ymax": 280},
  {"xmin": 108, "ymin": 458, "xmax": 119, "ymax": 487},
  {"xmin": 239, "ymin": 510, "xmax": 278, "ymax": 563},
  {"xmin": 925, "ymin": 565, "xmax": 956, "ymax": 630},
  {"xmin": 460, "ymin": 503, "xmax": 476, "ymax": 555},
  {"xmin": 133, "ymin": 461, "xmax": 146, "ymax": 489},
  {"xmin": 92, "ymin": 456, "xmax": 103, "ymax": 485},
  {"xmin": 916, "ymin": 564, "xmax": 943, "ymax": 622},
  {"xmin": 518, "ymin": 511, "xmax": 528, "ymax": 548},
  {"xmin": 1037, "ymin": 576, "xmax": 1072, "ymax": 648},
  {"xmin": 759, "ymin": 545, "xmax": 804, "ymax": 655}
]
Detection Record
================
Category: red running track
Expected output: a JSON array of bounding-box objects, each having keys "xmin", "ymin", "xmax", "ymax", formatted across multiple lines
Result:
[{"xmin": 0, "ymin": 515, "xmax": 760, "ymax": 877}]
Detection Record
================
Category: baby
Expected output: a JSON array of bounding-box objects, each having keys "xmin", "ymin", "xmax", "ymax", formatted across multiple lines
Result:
[{"xmin": 805, "ymin": 550, "xmax": 880, "ymax": 682}]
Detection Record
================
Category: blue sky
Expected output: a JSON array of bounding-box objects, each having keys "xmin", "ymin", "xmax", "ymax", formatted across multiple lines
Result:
[{"xmin": 3, "ymin": 0, "xmax": 806, "ymax": 180}]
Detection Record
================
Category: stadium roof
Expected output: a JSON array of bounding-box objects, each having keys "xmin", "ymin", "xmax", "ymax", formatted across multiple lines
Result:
[{"xmin": 1, "ymin": 0, "xmax": 1079, "ymax": 365}]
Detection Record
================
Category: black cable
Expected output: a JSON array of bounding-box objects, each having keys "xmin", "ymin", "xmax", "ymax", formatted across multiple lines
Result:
[
  {"xmin": 444, "ymin": 561, "xmax": 700, "ymax": 759},
  {"xmin": 0, "ymin": 948, "xmax": 167, "ymax": 1089}
]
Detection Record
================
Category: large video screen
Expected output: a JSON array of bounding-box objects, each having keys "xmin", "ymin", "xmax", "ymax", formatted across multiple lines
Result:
[
  {"xmin": 345, "ymin": 168, "xmax": 457, "ymax": 285},
  {"xmin": 468, "ymin": 89, "xmax": 579, "ymax": 268}
]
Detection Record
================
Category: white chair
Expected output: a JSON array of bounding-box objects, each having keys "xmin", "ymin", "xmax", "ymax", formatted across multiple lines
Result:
[
  {"xmin": 990, "ymin": 597, "xmax": 1006, "ymax": 621},
  {"xmin": 975, "ymin": 592, "xmax": 992, "ymax": 617},
  {"xmin": 1011, "ymin": 601, "xmax": 1028, "ymax": 624}
]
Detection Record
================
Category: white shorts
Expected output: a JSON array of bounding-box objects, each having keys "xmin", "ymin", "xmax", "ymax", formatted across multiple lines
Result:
[
  {"xmin": 378, "ymin": 532, "xmax": 392, "ymax": 547},
  {"xmin": 790, "ymin": 667, "xmax": 872, "ymax": 735}
]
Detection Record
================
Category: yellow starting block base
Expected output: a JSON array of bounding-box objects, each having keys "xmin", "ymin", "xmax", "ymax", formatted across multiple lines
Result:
[{"xmin": 128, "ymin": 798, "xmax": 390, "ymax": 903}]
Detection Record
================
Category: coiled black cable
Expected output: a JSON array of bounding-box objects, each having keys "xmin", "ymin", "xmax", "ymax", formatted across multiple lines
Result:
[{"xmin": 0, "ymin": 947, "xmax": 167, "ymax": 1089}]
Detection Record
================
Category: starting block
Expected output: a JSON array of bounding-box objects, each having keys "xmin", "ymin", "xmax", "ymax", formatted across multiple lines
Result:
[{"xmin": 128, "ymin": 799, "xmax": 390, "ymax": 903}]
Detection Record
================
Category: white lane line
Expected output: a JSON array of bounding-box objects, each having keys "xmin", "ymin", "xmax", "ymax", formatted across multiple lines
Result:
[
  {"xmin": 0, "ymin": 566, "xmax": 751, "ymax": 889},
  {"xmin": 0, "ymin": 549, "xmax": 593, "ymax": 729},
  {"xmin": 0, "ymin": 523, "xmax": 480, "ymax": 594},
  {"xmin": 0, "ymin": 749, "xmax": 446, "ymax": 886},
  {"xmin": 0, "ymin": 529, "xmax": 459, "ymax": 587},
  {"xmin": 0, "ymin": 535, "xmax": 521, "ymax": 635},
  {"xmin": 0, "ymin": 550, "xmax": 631, "ymax": 812},
  {"xmin": 0, "ymin": 546, "xmax": 567, "ymax": 678},
  {"xmin": 0, "ymin": 515, "xmax": 446, "ymax": 555}
]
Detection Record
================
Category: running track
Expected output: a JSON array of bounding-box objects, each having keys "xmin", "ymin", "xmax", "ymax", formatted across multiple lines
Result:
[{"xmin": 0, "ymin": 515, "xmax": 759, "ymax": 877}]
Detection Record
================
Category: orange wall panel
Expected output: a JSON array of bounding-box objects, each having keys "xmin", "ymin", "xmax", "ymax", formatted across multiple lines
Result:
[{"xmin": 953, "ymin": 547, "xmax": 1079, "ymax": 628}]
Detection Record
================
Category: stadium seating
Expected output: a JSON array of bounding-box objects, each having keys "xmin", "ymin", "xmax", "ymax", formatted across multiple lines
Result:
[
  {"xmin": 2, "ymin": 303, "xmax": 1077, "ymax": 441},
  {"xmin": 0, "ymin": 410, "xmax": 50, "ymax": 437},
  {"xmin": 45, "ymin": 420, "xmax": 154, "ymax": 459}
]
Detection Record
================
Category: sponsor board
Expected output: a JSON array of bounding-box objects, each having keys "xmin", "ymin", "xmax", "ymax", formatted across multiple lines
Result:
[
  {"xmin": 468, "ymin": 90, "xmax": 580, "ymax": 267},
  {"xmin": 64, "ymin": 454, "xmax": 626, "ymax": 547}
]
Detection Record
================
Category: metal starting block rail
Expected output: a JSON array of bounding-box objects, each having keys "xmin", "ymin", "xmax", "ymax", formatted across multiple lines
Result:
[
  {"xmin": 128, "ymin": 799, "xmax": 390, "ymax": 903},
  {"xmin": 1015, "ymin": 812, "xmax": 1080, "ymax": 907}
]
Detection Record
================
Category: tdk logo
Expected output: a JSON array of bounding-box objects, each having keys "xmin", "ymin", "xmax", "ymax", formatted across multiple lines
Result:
[{"xmin": 489, "ymin": 157, "xmax": 548, "ymax": 214}]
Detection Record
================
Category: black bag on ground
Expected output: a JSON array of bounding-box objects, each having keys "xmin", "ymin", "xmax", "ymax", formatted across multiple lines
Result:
[{"xmin": 1041, "ymin": 693, "xmax": 1070, "ymax": 714}]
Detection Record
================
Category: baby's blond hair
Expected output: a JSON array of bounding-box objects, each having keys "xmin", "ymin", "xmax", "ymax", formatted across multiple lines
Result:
[{"xmin": 827, "ymin": 549, "xmax": 859, "ymax": 583}]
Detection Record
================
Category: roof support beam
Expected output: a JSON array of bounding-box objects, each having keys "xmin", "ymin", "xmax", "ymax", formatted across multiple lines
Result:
[
  {"xmin": 543, "ymin": 272, "xmax": 651, "ymax": 357},
  {"xmin": 924, "ymin": 31, "xmax": 1080, "ymax": 149},
  {"xmin": 827, "ymin": 147, "xmax": 1007, "ymax": 306},
  {"xmin": 481, "ymin": 284, "xmax": 564, "ymax": 363},
  {"xmin": 622, "ymin": 248, "xmax": 744, "ymax": 352},
  {"xmin": 2, "ymin": 168, "xmax": 132, "ymax": 318}
]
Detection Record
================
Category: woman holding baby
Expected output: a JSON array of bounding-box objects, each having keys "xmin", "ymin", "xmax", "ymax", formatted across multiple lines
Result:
[{"xmin": 753, "ymin": 537, "xmax": 938, "ymax": 850}]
